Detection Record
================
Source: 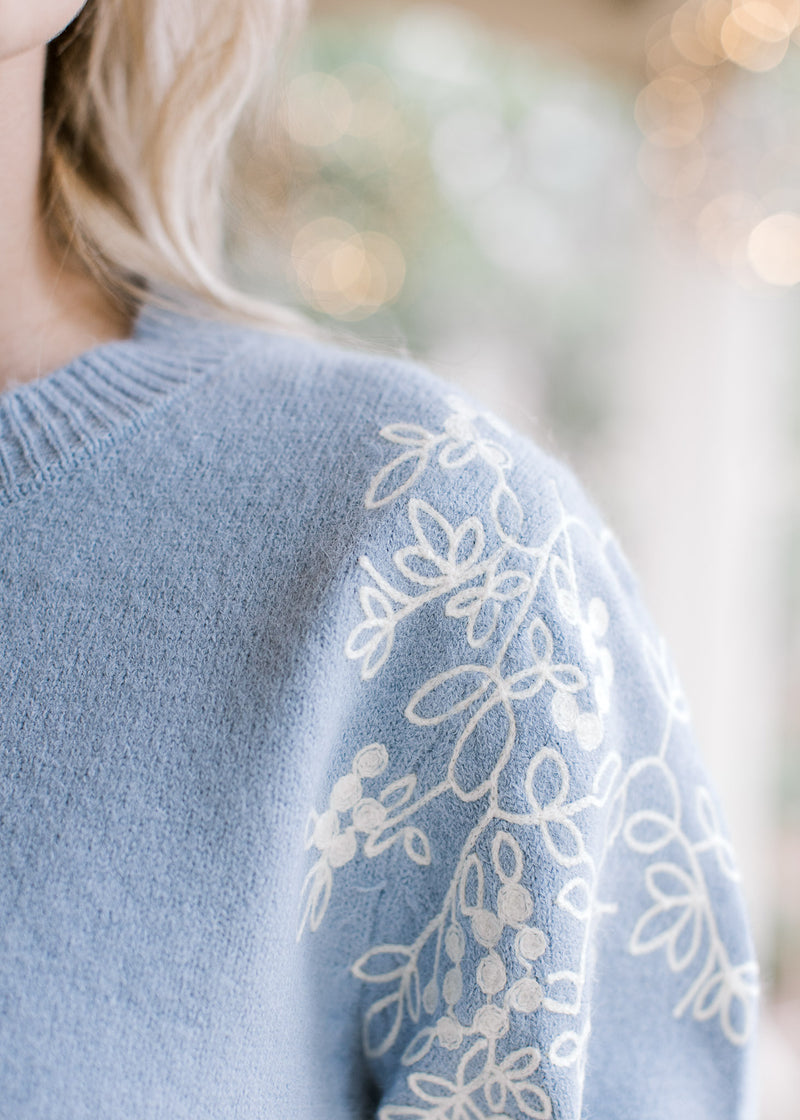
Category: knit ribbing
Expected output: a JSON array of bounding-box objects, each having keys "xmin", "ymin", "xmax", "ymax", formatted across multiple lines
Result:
[{"xmin": 0, "ymin": 303, "xmax": 254, "ymax": 506}]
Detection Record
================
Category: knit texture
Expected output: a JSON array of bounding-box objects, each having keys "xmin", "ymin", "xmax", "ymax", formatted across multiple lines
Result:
[{"xmin": 0, "ymin": 304, "xmax": 758, "ymax": 1119}]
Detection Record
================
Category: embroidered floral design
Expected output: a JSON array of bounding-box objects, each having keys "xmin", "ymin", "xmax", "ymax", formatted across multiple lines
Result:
[{"xmin": 298, "ymin": 396, "xmax": 758, "ymax": 1118}]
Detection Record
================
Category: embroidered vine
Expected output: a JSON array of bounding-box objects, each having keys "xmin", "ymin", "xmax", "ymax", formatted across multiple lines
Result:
[{"xmin": 297, "ymin": 396, "xmax": 758, "ymax": 1119}]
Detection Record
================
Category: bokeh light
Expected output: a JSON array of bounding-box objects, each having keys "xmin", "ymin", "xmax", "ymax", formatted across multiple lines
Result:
[
  {"xmin": 635, "ymin": 74, "xmax": 706, "ymax": 147},
  {"xmin": 290, "ymin": 217, "xmax": 406, "ymax": 319},
  {"xmin": 720, "ymin": 3, "xmax": 791, "ymax": 72},
  {"xmin": 747, "ymin": 211, "xmax": 800, "ymax": 282},
  {"xmin": 635, "ymin": 0, "xmax": 800, "ymax": 286},
  {"xmin": 282, "ymin": 71, "xmax": 353, "ymax": 147}
]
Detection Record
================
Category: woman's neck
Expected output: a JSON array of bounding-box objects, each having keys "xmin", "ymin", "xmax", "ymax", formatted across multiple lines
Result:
[{"xmin": 0, "ymin": 44, "xmax": 131, "ymax": 394}]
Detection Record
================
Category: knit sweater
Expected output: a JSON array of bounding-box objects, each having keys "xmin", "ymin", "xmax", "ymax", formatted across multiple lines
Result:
[{"xmin": 0, "ymin": 303, "xmax": 758, "ymax": 1120}]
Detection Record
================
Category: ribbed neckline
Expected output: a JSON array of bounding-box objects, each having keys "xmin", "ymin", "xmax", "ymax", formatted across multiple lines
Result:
[{"xmin": 0, "ymin": 302, "xmax": 248, "ymax": 507}]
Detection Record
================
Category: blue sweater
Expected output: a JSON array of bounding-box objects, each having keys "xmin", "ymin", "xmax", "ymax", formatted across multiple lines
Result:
[{"xmin": 0, "ymin": 303, "xmax": 758, "ymax": 1119}]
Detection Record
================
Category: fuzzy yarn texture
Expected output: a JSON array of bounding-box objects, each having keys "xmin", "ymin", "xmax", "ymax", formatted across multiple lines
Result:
[{"xmin": 0, "ymin": 303, "xmax": 758, "ymax": 1119}]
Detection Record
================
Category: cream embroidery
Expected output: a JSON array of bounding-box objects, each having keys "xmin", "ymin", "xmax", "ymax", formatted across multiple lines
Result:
[{"xmin": 298, "ymin": 397, "xmax": 758, "ymax": 1119}]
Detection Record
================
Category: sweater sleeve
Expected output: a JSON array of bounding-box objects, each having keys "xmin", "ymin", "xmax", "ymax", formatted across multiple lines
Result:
[{"xmin": 296, "ymin": 390, "xmax": 759, "ymax": 1120}]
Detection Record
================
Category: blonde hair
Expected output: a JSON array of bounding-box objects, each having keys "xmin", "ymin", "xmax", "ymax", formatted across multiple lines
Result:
[{"xmin": 42, "ymin": 0, "xmax": 310, "ymax": 331}]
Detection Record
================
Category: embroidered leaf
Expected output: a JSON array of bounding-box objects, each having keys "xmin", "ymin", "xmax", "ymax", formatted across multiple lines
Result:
[
  {"xmin": 642, "ymin": 635, "xmax": 690, "ymax": 721},
  {"xmin": 696, "ymin": 786, "xmax": 719, "ymax": 841},
  {"xmin": 406, "ymin": 666, "xmax": 494, "ymax": 726},
  {"xmin": 592, "ymin": 752, "xmax": 620, "ymax": 807},
  {"xmin": 394, "ymin": 550, "xmax": 447, "ymax": 587},
  {"xmin": 543, "ymin": 970, "xmax": 582, "ymax": 1016},
  {"xmin": 352, "ymin": 945, "xmax": 413, "ymax": 982},
  {"xmin": 525, "ymin": 748, "xmax": 570, "ymax": 813},
  {"xmin": 531, "ymin": 775, "xmax": 586, "ymax": 866},
  {"xmin": 541, "ymin": 818, "xmax": 586, "ymax": 868},
  {"xmin": 410, "ymin": 499, "xmax": 456, "ymax": 557},
  {"xmin": 396, "ymin": 501, "xmax": 485, "ymax": 586},
  {"xmin": 364, "ymin": 989, "xmax": 406, "ymax": 1057},
  {"xmin": 646, "ymin": 861, "xmax": 698, "ymax": 904},
  {"xmin": 547, "ymin": 664, "xmax": 586, "ymax": 691},
  {"xmin": 484, "ymin": 1072, "xmax": 507, "ymax": 1113},
  {"xmin": 445, "ymin": 586, "xmax": 488, "ymax": 619},
  {"xmin": 492, "ymin": 569, "xmax": 530, "ymax": 600},
  {"xmin": 297, "ymin": 862, "xmax": 332, "ymax": 936},
  {"xmin": 631, "ymin": 899, "xmax": 694, "ymax": 964},
  {"xmin": 407, "ymin": 1073, "xmax": 458, "ymax": 1103},
  {"xmin": 367, "ymin": 448, "xmax": 430, "ymax": 509},
  {"xmin": 445, "ymin": 567, "xmax": 531, "ymax": 648},
  {"xmin": 548, "ymin": 1030, "xmax": 584, "ymax": 1069},
  {"xmin": 302, "ymin": 810, "xmax": 318, "ymax": 850},
  {"xmin": 556, "ymin": 878, "xmax": 592, "ymax": 922},
  {"xmin": 380, "ymin": 774, "xmax": 417, "ymax": 809},
  {"xmin": 345, "ymin": 621, "xmax": 394, "ymax": 680},
  {"xmin": 492, "ymin": 481, "xmax": 524, "ymax": 538},
  {"xmin": 458, "ymin": 854, "xmax": 485, "ymax": 915},
  {"xmin": 456, "ymin": 1038, "xmax": 489, "ymax": 1087},
  {"xmin": 442, "ymin": 507, "xmax": 485, "ymax": 572},
  {"xmin": 402, "ymin": 1026, "xmax": 437, "ymax": 1067},
  {"xmin": 403, "ymin": 826, "xmax": 432, "ymax": 867},
  {"xmin": 721, "ymin": 962, "xmax": 760, "ymax": 1047},
  {"xmin": 439, "ymin": 438, "xmax": 477, "ymax": 469},
  {"xmin": 500, "ymin": 1047, "xmax": 542, "ymax": 1079},
  {"xmin": 695, "ymin": 969, "xmax": 726, "ymax": 1018},
  {"xmin": 381, "ymin": 423, "xmax": 437, "ymax": 448},
  {"xmin": 509, "ymin": 1080, "xmax": 554, "ymax": 1119},
  {"xmin": 695, "ymin": 786, "xmax": 740, "ymax": 880},
  {"xmin": 345, "ymin": 587, "xmax": 397, "ymax": 679},
  {"xmin": 479, "ymin": 437, "xmax": 512, "ymax": 471},
  {"xmin": 549, "ymin": 555, "xmax": 579, "ymax": 624},
  {"xmin": 630, "ymin": 863, "xmax": 703, "ymax": 971},
  {"xmin": 523, "ymin": 617, "xmax": 586, "ymax": 695},
  {"xmin": 491, "ymin": 830, "xmax": 524, "ymax": 885},
  {"xmin": 358, "ymin": 584, "xmax": 393, "ymax": 621},
  {"xmin": 692, "ymin": 960, "xmax": 760, "ymax": 1046},
  {"xmin": 624, "ymin": 809, "xmax": 679, "ymax": 854},
  {"xmin": 445, "ymin": 584, "xmax": 501, "ymax": 648},
  {"xmin": 406, "ymin": 962, "xmax": 421, "ymax": 1021},
  {"xmin": 527, "ymin": 616, "xmax": 554, "ymax": 664},
  {"xmin": 503, "ymin": 665, "xmax": 548, "ymax": 701},
  {"xmin": 448, "ymin": 696, "xmax": 513, "ymax": 801}
]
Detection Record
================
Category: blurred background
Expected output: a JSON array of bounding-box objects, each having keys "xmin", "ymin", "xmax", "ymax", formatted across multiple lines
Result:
[{"xmin": 227, "ymin": 1, "xmax": 800, "ymax": 1113}]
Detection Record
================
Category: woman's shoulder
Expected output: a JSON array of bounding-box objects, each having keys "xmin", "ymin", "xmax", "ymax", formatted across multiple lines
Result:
[
  {"xmin": 189, "ymin": 314, "xmax": 644, "ymax": 622},
  {"xmin": 199, "ymin": 317, "xmax": 505, "ymax": 452},
  {"xmin": 195, "ymin": 317, "xmax": 606, "ymax": 537},
  {"xmin": 128, "ymin": 307, "xmax": 643, "ymax": 632},
  {"xmin": 280, "ymin": 331, "xmax": 759, "ymax": 1118}
]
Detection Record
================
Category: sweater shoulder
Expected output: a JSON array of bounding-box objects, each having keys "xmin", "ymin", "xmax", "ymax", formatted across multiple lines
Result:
[
  {"xmin": 286, "ymin": 338, "xmax": 759, "ymax": 1118},
  {"xmin": 196, "ymin": 324, "xmax": 606, "ymax": 544},
  {"xmin": 193, "ymin": 322, "xmax": 643, "ymax": 627},
  {"xmin": 200, "ymin": 324, "xmax": 481, "ymax": 447}
]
